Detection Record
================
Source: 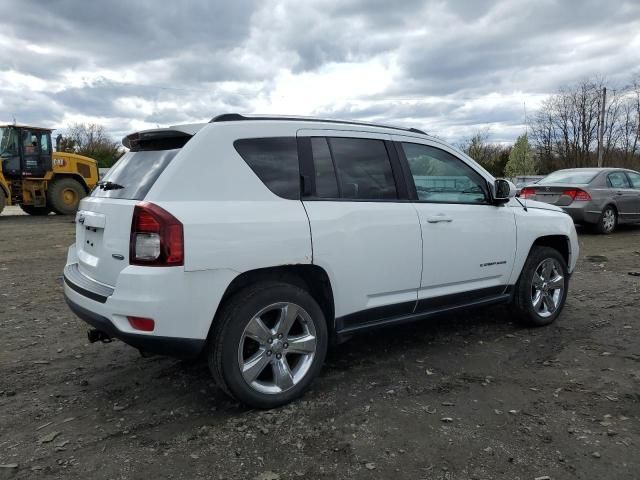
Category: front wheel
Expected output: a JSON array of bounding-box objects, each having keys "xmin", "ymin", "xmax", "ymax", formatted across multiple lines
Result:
[
  {"xmin": 511, "ymin": 246, "xmax": 569, "ymax": 327},
  {"xmin": 208, "ymin": 282, "xmax": 328, "ymax": 409}
]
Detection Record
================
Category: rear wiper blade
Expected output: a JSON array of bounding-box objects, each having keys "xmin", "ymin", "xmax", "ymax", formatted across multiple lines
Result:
[{"xmin": 97, "ymin": 180, "xmax": 125, "ymax": 190}]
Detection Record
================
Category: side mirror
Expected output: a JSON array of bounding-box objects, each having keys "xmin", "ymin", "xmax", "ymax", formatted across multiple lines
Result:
[{"xmin": 493, "ymin": 179, "xmax": 516, "ymax": 203}]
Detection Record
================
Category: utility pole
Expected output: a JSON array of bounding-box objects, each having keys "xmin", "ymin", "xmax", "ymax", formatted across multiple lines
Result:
[{"xmin": 597, "ymin": 87, "xmax": 606, "ymax": 167}]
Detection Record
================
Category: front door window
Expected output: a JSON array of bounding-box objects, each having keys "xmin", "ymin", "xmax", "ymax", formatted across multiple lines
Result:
[{"xmin": 401, "ymin": 142, "xmax": 488, "ymax": 204}]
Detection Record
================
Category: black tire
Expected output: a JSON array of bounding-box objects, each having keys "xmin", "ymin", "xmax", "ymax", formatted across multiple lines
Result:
[
  {"xmin": 208, "ymin": 281, "xmax": 328, "ymax": 409},
  {"xmin": 0, "ymin": 193, "xmax": 5, "ymax": 215},
  {"xmin": 20, "ymin": 205, "xmax": 51, "ymax": 216},
  {"xmin": 47, "ymin": 177, "xmax": 86, "ymax": 215},
  {"xmin": 511, "ymin": 246, "xmax": 569, "ymax": 327},
  {"xmin": 595, "ymin": 205, "xmax": 617, "ymax": 234}
]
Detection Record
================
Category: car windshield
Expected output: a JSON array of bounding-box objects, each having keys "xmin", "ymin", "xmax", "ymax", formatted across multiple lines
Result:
[
  {"xmin": 0, "ymin": 127, "xmax": 19, "ymax": 156},
  {"xmin": 538, "ymin": 170, "xmax": 598, "ymax": 185}
]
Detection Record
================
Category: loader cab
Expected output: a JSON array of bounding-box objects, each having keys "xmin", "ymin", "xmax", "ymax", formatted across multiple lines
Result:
[{"xmin": 0, "ymin": 125, "xmax": 53, "ymax": 179}]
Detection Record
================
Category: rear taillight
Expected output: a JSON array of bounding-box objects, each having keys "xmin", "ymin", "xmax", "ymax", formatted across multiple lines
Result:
[
  {"xmin": 520, "ymin": 187, "xmax": 536, "ymax": 198},
  {"xmin": 562, "ymin": 188, "xmax": 591, "ymax": 201},
  {"xmin": 130, "ymin": 202, "xmax": 184, "ymax": 266}
]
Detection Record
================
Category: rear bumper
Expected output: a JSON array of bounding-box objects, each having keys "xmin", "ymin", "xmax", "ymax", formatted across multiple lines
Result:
[
  {"xmin": 63, "ymin": 244, "xmax": 238, "ymax": 358},
  {"xmin": 64, "ymin": 263, "xmax": 114, "ymax": 303},
  {"xmin": 561, "ymin": 204, "xmax": 601, "ymax": 224},
  {"xmin": 64, "ymin": 295, "xmax": 205, "ymax": 358}
]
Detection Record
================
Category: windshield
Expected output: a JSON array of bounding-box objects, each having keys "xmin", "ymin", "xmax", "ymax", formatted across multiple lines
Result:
[
  {"xmin": 0, "ymin": 127, "xmax": 19, "ymax": 156},
  {"xmin": 538, "ymin": 170, "xmax": 599, "ymax": 185},
  {"xmin": 92, "ymin": 149, "xmax": 179, "ymax": 200}
]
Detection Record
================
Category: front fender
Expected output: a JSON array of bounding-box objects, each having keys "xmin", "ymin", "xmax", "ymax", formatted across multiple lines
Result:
[{"xmin": 509, "ymin": 207, "xmax": 579, "ymax": 284}]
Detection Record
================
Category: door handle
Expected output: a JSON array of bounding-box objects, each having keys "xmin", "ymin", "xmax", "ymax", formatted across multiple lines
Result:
[{"xmin": 426, "ymin": 215, "xmax": 453, "ymax": 223}]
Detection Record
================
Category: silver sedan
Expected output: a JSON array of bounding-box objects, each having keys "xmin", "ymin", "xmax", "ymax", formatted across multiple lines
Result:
[{"xmin": 519, "ymin": 168, "xmax": 640, "ymax": 233}]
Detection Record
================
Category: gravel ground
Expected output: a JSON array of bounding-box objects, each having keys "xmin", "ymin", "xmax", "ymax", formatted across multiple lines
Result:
[{"xmin": 0, "ymin": 212, "xmax": 639, "ymax": 480}]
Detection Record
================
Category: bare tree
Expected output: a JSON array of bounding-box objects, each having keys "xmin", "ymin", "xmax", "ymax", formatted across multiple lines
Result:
[
  {"xmin": 616, "ymin": 78, "xmax": 640, "ymax": 167},
  {"xmin": 530, "ymin": 101, "xmax": 556, "ymax": 172},
  {"xmin": 601, "ymin": 89, "xmax": 623, "ymax": 163},
  {"xmin": 530, "ymin": 76, "xmax": 640, "ymax": 172}
]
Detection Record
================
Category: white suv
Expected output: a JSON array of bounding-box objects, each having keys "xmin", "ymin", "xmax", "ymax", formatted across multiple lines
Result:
[{"xmin": 64, "ymin": 114, "xmax": 579, "ymax": 408}]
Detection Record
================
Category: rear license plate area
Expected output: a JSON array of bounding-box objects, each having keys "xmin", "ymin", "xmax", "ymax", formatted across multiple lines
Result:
[
  {"xmin": 536, "ymin": 194, "xmax": 559, "ymax": 204},
  {"xmin": 83, "ymin": 226, "xmax": 103, "ymax": 251}
]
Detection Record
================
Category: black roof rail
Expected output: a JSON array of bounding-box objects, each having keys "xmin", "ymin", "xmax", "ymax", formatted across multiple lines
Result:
[{"xmin": 209, "ymin": 113, "xmax": 427, "ymax": 136}]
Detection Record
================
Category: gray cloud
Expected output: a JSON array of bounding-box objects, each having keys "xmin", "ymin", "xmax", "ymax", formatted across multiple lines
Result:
[
  {"xmin": 0, "ymin": 0, "xmax": 638, "ymax": 144},
  {"xmin": 0, "ymin": 89, "xmax": 62, "ymax": 126},
  {"xmin": 397, "ymin": 0, "xmax": 640, "ymax": 97},
  {"xmin": 1, "ymin": 0, "xmax": 257, "ymax": 64}
]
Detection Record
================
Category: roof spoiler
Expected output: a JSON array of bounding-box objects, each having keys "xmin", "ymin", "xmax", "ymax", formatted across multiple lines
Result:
[{"xmin": 123, "ymin": 129, "xmax": 193, "ymax": 151}]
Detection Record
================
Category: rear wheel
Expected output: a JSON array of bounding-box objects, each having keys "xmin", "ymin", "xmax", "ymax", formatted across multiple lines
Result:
[
  {"xmin": 595, "ymin": 205, "xmax": 617, "ymax": 234},
  {"xmin": 209, "ymin": 282, "xmax": 328, "ymax": 409},
  {"xmin": 48, "ymin": 178, "xmax": 85, "ymax": 215},
  {"xmin": 20, "ymin": 205, "xmax": 51, "ymax": 216},
  {"xmin": 511, "ymin": 246, "xmax": 568, "ymax": 327}
]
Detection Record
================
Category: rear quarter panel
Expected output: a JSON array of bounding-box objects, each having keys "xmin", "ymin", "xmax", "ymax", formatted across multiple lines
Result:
[
  {"xmin": 587, "ymin": 187, "xmax": 613, "ymax": 212},
  {"xmin": 146, "ymin": 123, "xmax": 313, "ymax": 273}
]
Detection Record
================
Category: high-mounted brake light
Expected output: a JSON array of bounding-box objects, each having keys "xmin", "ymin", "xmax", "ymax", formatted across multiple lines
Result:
[
  {"xmin": 130, "ymin": 202, "xmax": 184, "ymax": 266},
  {"xmin": 519, "ymin": 187, "xmax": 536, "ymax": 199},
  {"xmin": 562, "ymin": 188, "xmax": 591, "ymax": 201}
]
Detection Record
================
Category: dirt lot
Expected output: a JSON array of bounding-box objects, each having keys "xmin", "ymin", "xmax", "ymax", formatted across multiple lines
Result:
[{"xmin": 0, "ymin": 210, "xmax": 639, "ymax": 480}]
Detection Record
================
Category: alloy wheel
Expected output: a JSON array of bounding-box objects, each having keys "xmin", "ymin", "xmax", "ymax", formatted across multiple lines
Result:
[
  {"xmin": 237, "ymin": 302, "xmax": 317, "ymax": 394},
  {"xmin": 531, "ymin": 258, "xmax": 565, "ymax": 318},
  {"xmin": 602, "ymin": 208, "xmax": 615, "ymax": 233}
]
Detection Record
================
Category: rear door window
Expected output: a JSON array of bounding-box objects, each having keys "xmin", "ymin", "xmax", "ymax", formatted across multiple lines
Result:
[
  {"xmin": 310, "ymin": 137, "xmax": 339, "ymax": 198},
  {"xmin": 234, "ymin": 137, "xmax": 300, "ymax": 199},
  {"xmin": 607, "ymin": 171, "xmax": 631, "ymax": 188},
  {"xmin": 92, "ymin": 149, "xmax": 179, "ymax": 200},
  {"xmin": 327, "ymin": 137, "xmax": 397, "ymax": 200},
  {"xmin": 624, "ymin": 171, "xmax": 640, "ymax": 189}
]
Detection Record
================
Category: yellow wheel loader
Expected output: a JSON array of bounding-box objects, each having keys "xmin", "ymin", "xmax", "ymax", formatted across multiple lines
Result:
[{"xmin": 0, "ymin": 125, "xmax": 99, "ymax": 215}]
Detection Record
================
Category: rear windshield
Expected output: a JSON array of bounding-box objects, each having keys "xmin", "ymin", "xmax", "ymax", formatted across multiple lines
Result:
[
  {"xmin": 91, "ymin": 149, "xmax": 179, "ymax": 200},
  {"xmin": 538, "ymin": 170, "xmax": 598, "ymax": 185}
]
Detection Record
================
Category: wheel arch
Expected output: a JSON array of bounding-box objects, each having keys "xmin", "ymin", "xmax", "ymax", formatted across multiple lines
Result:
[
  {"xmin": 211, "ymin": 264, "xmax": 335, "ymax": 337},
  {"xmin": 510, "ymin": 238, "xmax": 570, "ymax": 327},
  {"xmin": 603, "ymin": 202, "xmax": 618, "ymax": 215},
  {"xmin": 529, "ymin": 235, "xmax": 571, "ymax": 267}
]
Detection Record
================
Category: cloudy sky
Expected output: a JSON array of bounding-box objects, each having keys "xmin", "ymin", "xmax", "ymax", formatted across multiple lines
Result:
[{"xmin": 1, "ymin": 0, "xmax": 639, "ymax": 145}]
